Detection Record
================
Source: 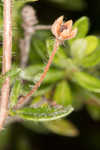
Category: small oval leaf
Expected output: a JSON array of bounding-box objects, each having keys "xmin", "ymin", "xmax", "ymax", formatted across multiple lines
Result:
[
  {"xmin": 71, "ymin": 38, "xmax": 87, "ymax": 59},
  {"xmin": 69, "ymin": 16, "xmax": 89, "ymax": 44},
  {"xmin": 87, "ymin": 104, "xmax": 100, "ymax": 120},
  {"xmin": 85, "ymin": 36, "xmax": 98, "ymax": 55},
  {"xmin": 44, "ymin": 119, "xmax": 79, "ymax": 137},
  {"xmin": 72, "ymin": 71, "xmax": 100, "ymax": 93},
  {"xmin": 81, "ymin": 49, "xmax": 100, "ymax": 68},
  {"xmin": 53, "ymin": 81, "xmax": 72, "ymax": 106},
  {"xmin": 10, "ymin": 80, "xmax": 21, "ymax": 108},
  {"xmin": 20, "ymin": 65, "xmax": 65, "ymax": 84},
  {"xmin": 10, "ymin": 105, "xmax": 74, "ymax": 122}
]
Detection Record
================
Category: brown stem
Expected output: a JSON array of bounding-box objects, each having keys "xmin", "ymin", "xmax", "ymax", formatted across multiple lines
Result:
[
  {"xmin": 15, "ymin": 39, "xmax": 59, "ymax": 109},
  {"xmin": 20, "ymin": 25, "xmax": 51, "ymax": 68},
  {"xmin": 34, "ymin": 25, "xmax": 51, "ymax": 30},
  {"xmin": 20, "ymin": 34, "xmax": 32, "ymax": 69},
  {"xmin": 0, "ymin": 0, "xmax": 12, "ymax": 130},
  {"xmin": 20, "ymin": 6, "xmax": 51, "ymax": 68}
]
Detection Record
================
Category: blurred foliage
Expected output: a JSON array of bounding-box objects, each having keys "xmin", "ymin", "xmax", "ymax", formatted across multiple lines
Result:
[
  {"xmin": 43, "ymin": 0, "xmax": 87, "ymax": 11},
  {"xmin": 44, "ymin": 119, "xmax": 79, "ymax": 137}
]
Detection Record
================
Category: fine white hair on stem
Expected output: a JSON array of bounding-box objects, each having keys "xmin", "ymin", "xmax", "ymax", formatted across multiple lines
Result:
[{"xmin": 0, "ymin": 0, "xmax": 12, "ymax": 130}]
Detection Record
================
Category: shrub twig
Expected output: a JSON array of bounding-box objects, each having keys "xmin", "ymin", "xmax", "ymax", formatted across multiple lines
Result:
[
  {"xmin": 15, "ymin": 39, "xmax": 59, "ymax": 109},
  {"xmin": 0, "ymin": 0, "xmax": 12, "ymax": 130},
  {"xmin": 20, "ymin": 6, "xmax": 51, "ymax": 68}
]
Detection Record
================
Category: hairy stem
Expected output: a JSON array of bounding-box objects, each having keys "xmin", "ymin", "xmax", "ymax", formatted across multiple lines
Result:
[
  {"xmin": 20, "ymin": 34, "xmax": 32, "ymax": 69},
  {"xmin": 20, "ymin": 25, "xmax": 51, "ymax": 68},
  {"xmin": 34, "ymin": 25, "xmax": 51, "ymax": 30},
  {"xmin": 15, "ymin": 39, "xmax": 59, "ymax": 109},
  {"xmin": 20, "ymin": 5, "xmax": 51, "ymax": 68},
  {"xmin": 0, "ymin": 0, "xmax": 12, "ymax": 130}
]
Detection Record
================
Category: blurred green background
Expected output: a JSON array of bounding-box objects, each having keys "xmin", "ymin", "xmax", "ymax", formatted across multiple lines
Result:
[{"xmin": 1, "ymin": 0, "xmax": 100, "ymax": 150}]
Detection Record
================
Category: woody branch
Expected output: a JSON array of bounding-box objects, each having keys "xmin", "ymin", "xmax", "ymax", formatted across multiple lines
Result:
[{"xmin": 0, "ymin": 0, "xmax": 12, "ymax": 130}]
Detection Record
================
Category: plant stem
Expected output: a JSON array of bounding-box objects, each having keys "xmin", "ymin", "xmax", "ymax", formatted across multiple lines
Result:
[
  {"xmin": 20, "ymin": 34, "xmax": 32, "ymax": 69},
  {"xmin": 0, "ymin": 0, "xmax": 12, "ymax": 130},
  {"xmin": 15, "ymin": 39, "xmax": 60, "ymax": 109},
  {"xmin": 20, "ymin": 25, "xmax": 51, "ymax": 69},
  {"xmin": 34, "ymin": 25, "xmax": 51, "ymax": 30},
  {"xmin": 20, "ymin": 5, "xmax": 51, "ymax": 68}
]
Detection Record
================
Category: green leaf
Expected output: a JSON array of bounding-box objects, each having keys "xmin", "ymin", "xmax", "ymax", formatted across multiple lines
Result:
[
  {"xmin": 53, "ymin": 81, "xmax": 72, "ymax": 106},
  {"xmin": 72, "ymin": 71, "xmax": 100, "ymax": 93},
  {"xmin": 20, "ymin": 64, "xmax": 65, "ymax": 84},
  {"xmin": 5, "ymin": 66, "xmax": 21, "ymax": 78},
  {"xmin": 73, "ymin": 16, "xmax": 89, "ymax": 38},
  {"xmin": 43, "ymin": 69, "xmax": 66, "ymax": 83},
  {"xmin": 22, "ymin": 121, "xmax": 49, "ymax": 134},
  {"xmin": 87, "ymin": 104, "xmax": 100, "ymax": 120},
  {"xmin": 81, "ymin": 44, "xmax": 100, "ymax": 68},
  {"xmin": 20, "ymin": 64, "xmax": 43, "ymax": 76},
  {"xmin": 85, "ymin": 36, "xmax": 98, "ymax": 55},
  {"xmin": 85, "ymin": 91, "xmax": 100, "ymax": 105},
  {"xmin": 71, "ymin": 84, "xmax": 84, "ymax": 110},
  {"xmin": 10, "ymin": 105, "xmax": 73, "ymax": 122},
  {"xmin": 32, "ymin": 40, "xmax": 47, "ymax": 61},
  {"xmin": 20, "ymin": 64, "xmax": 43, "ymax": 81},
  {"xmin": 10, "ymin": 80, "xmax": 22, "ymax": 108},
  {"xmin": 71, "ymin": 38, "xmax": 87, "ymax": 59},
  {"xmin": 33, "ymin": 85, "xmax": 53, "ymax": 97},
  {"xmin": 29, "ymin": 31, "xmax": 51, "ymax": 64},
  {"xmin": 61, "ymin": 58, "xmax": 78, "ymax": 73},
  {"xmin": 71, "ymin": 36, "xmax": 98, "ymax": 60},
  {"xmin": 69, "ymin": 16, "xmax": 89, "ymax": 44},
  {"xmin": 0, "ymin": 66, "xmax": 21, "ymax": 88},
  {"xmin": 46, "ymin": 39, "xmax": 67, "ymax": 67},
  {"xmin": 44, "ymin": 119, "xmax": 79, "ymax": 137},
  {"xmin": 22, "ymin": 84, "xmax": 53, "ymax": 97}
]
